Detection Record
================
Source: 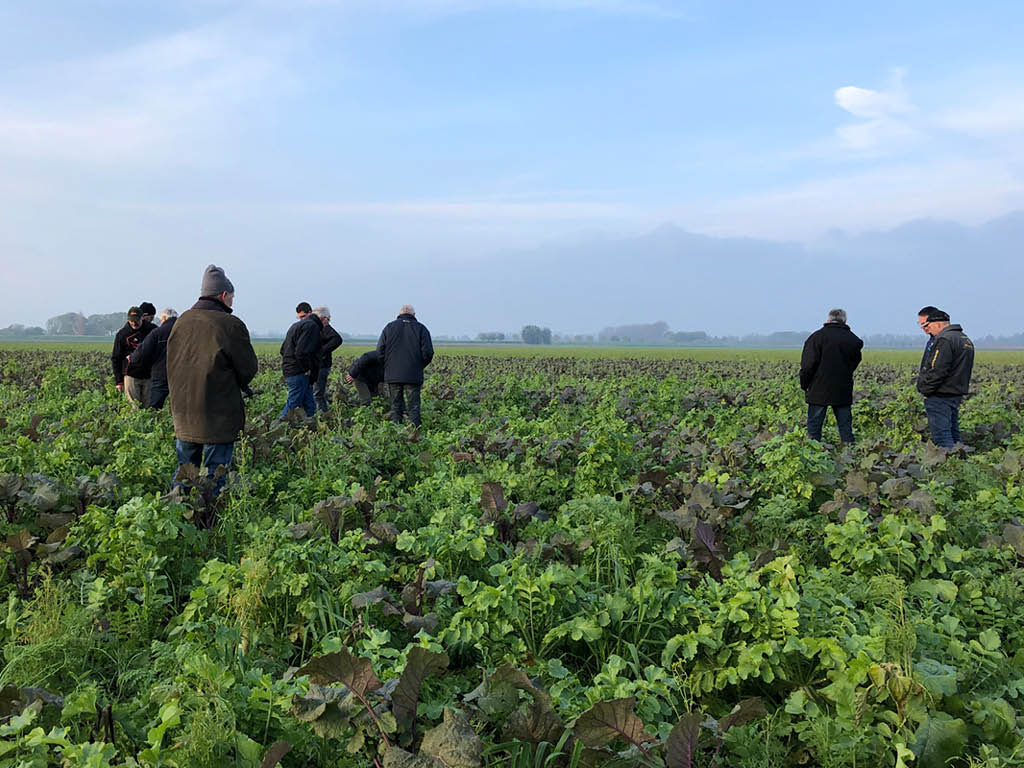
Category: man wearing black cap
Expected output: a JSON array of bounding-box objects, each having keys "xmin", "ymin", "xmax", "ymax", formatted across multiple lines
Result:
[
  {"xmin": 916, "ymin": 307, "xmax": 975, "ymax": 449},
  {"xmin": 139, "ymin": 302, "xmax": 157, "ymax": 326},
  {"xmin": 167, "ymin": 265, "xmax": 258, "ymax": 495},
  {"xmin": 111, "ymin": 306, "xmax": 156, "ymax": 405}
]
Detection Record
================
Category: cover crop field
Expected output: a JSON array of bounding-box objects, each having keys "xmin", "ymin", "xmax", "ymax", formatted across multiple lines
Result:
[{"xmin": 1, "ymin": 346, "xmax": 1023, "ymax": 767}]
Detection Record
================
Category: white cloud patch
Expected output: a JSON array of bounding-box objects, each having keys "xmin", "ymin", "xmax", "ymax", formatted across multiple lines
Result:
[{"xmin": 833, "ymin": 69, "xmax": 916, "ymax": 151}]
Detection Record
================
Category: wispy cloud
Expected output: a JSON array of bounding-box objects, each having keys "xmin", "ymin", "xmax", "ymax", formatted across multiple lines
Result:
[
  {"xmin": 0, "ymin": 23, "xmax": 283, "ymax": 165},
  {"xmin": 833, "ymin": 68, "xmax": 917, "ymax": 151}
]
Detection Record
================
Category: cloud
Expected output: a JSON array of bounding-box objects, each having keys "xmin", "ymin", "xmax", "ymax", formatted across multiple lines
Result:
[
  {"xmin": 938, "ymin": 97, "xmax": 1024, "ymax": 138},
  {"xmin": 834, "ymin": 69, "xmax": 916, "ymax": 151},
  {"xmin": 0, "ymin": 24, "xmax": 282, "ymax": 165},
  {"xmin": 295, "ymin": 197, "xmax": 631, "ymax": 222}
]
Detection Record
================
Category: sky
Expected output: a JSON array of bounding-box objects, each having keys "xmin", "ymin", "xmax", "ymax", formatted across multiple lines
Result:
[{"xmin": 0, "ymin": 0, "xmax": 1022, "ymax": 336}]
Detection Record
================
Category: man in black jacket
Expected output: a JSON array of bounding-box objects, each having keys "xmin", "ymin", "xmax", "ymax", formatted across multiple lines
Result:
[
  {"xmin": 346, "ymin": 350, "xmax": 387, "ymax": 405},
  {"xmin": 376, "ymin": 304, "xmax": 434, "ymax": 426},
  {"xmin": 799, "ymin": 308, "xmax": 863, "ymax": 443},
  {"xmin": 311, "ymin": 306, "xmax": 343, "ymax": 413},
  {"xmin": 916, "ymin": 308, "xmax": 974, "ymax": 449},
  {"xmin": 129, "ymin": 308, "xmax": 178, "ymax": 409},
  {"xmin": 279, "ymin": 302, "xmax": 322, "ymax": 419},
  {"xmin": 111, "ymin": 306, "xmax": 157, "ymax": 406}
]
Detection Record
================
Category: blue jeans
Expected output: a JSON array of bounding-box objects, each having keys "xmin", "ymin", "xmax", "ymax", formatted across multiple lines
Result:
[
  {"xmin": 172, "ymin": 440, "xmax": 235, "ymax": 493},
  {"xmin": 924, "ymin": 396, "xmax": 962, "ymax": 449},
  {"xmin": 807, "ymin": 404, "xmax": 854, "ymax": 443},
  {"xmin": 313, "ymin": 366, "xmax": 331, "ymax": 413},
  {"xmin": 149, "ymin": 379, "xmax": 169, "ymax": 409},
  {"xmin": 280, "ymin": 374, "xmax": 315, "ymax": 418}
]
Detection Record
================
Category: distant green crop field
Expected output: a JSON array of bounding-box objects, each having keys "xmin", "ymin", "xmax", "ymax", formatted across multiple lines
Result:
[{"xmin": 3, "ymin": 339, "xmax": 1023, "ymax": 365}]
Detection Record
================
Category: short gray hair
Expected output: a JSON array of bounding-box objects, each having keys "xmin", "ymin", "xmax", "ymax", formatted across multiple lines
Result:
[
  {"xmin": 159, "ymin": 307, "xmax": 178, "ymax": 321},
  {"xmin": 827, "ymin": 308, "xmax": 847, "ymax": 324},
  {"xmin": 400, "ymin": 304, "xmax": 415, "ymax": 316},
  {"xmin": 312, "ymin": 305, "xmax": 331, "ymax": 320}
]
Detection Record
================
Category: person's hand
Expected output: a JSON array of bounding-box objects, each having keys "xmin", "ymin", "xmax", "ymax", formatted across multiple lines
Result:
[
  {"xmin": 345, "ymin": 374, "xmax": 353, "ymax": 383},
  {"xmin": 116, "ymin": 382, "xmax": 124, "ymax": 392}
]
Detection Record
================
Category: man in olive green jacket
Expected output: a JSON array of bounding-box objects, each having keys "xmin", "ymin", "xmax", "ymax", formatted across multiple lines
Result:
[{"xmin": 166, "ymin": 265, "xmax": 258, "ymax": 491}]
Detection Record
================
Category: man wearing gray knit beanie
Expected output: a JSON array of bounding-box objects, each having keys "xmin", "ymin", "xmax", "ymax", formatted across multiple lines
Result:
[
  {"xmin": 166, "ymin": 265, "xmax": 257, "ymax": 511},
  {"xmin": 201, "ymin": 264, "xmax": 235, "ymax": 297}
]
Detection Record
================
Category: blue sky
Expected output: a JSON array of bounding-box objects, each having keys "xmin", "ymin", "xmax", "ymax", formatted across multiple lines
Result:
[{"xmin": 1, "ymin": 0, "xmax": 1022, "ymax": 333}]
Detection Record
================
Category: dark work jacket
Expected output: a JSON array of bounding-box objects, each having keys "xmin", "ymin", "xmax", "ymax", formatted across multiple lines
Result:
[
  {"xmin": 111, "ymin": 320, "xmax": 156, "ymax": 383},
  {"xmin": 799, "ymin": 322, "xmax": 863, "ymax": 406},
  {"xmin": 349, "ymin": 350, "xmax": 384, "ymax": 391},
  {"xmin": 319, "ymin": 324, "xmax": 343, "ymax": 369},
  {"xmin": 129, "ymin": 316, "xmax": 176, "ymax": 382},
  {"xmin": 280, "ymin": 314, "xmax": 323, "ymax": 378},
  {"xmin": 917, "ymin": 324, "xmax": 974, "ymax": 397},
  {"xmin": 376, "ymin": 314, "xmax": 434, "ymax": 384},
  {"xmin": 167, "ymin": 298, "xmax": 258, "ymax": 444}
]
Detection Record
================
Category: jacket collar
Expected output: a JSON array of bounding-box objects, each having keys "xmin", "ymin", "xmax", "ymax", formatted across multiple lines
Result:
[
  {"xmin": 823, "ymin": 322, "xmax": 850, "ymax": 330},
  {"xmin": 193, "ymin": 297, "xmax": 233, "ymax": 314},
  {"xmin": 397, "ymin": 313, "xmax": 415, "ymax": 321}
]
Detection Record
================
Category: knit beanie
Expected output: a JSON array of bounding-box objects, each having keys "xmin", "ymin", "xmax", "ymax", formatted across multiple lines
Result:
[{"xmin": 201, "ymin": 265, "xmax": 234, "ymax": 297}]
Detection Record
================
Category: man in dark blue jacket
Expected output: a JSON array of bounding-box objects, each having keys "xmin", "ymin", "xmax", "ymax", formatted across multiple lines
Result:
[
  {"xmin": 916, "ymin": 308, "xmax": 974, "ymax": 449},
  {"xmin": 129, "ymin": 308, "xmax": 178, "ymax": 409},
  {"xmin": 279, "ymin": 302, "xmax": 322, "ymax": 419},
  {"xmin": 799, "ymin": 308, "xmax": 863, "ymax": 443},
  {"xmin": 376, "ymin": 305, "xmax": 434, "ymax": 426}
]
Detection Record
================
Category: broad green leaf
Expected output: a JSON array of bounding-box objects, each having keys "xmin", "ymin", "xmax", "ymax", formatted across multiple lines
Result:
[
  {"xmin": 914, "ymin": 659, "xmax": 958, "ymax": 697},
  {"xmin": 911, "ymin": 714, "xmax": 967, "ymax": 768}
]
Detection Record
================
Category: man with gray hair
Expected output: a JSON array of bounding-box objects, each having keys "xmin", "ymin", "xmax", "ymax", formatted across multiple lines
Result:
[
  {"xmin": 799, "ymin": 308, "xmax": 863, "ymax": 443},
  {"xmin": 312, "ymin": 306, "xmax": 343, "ymax": 413},
  {"xmin": 130, "ymin": 307, "xmax": 179, "ymax": 409},
  {"xmin": 377, "ymin": 304, "xmax": 434, "ymax": 427}
]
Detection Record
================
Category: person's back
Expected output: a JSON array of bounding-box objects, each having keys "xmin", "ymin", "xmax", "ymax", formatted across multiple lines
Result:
[
  {"xmin": 378, "ymin": 312, "xmax": 433, "ymax": 385},
  {"xmin": 168, "ymin": 296, "xmax": 257, "ymax": 445},
  {"xmin": 799, "ymin": 309, "xmax": 863, "ymax": 444},
  {"xmin": 800, "ymin": 322, "xmax": 863, "ymax": 406},
  {"xmin": 377, "ymin": 305, "xmax": 433, "ymax": 426}
]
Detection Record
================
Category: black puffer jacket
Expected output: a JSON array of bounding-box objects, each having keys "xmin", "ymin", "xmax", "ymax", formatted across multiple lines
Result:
[
  {"xmin": 129, "ymin": 317, "xmax": 176, "ymax": 381},
  {"xmin": 320, "ymin": 324, "xmax": 343, "ymax": 369},
  {"xmin": 799, "ymin": 322, "xmax": 863, "ymax": 406},
  {"xmin": 281, "ymin": 314, "xmax": 323, "ymax": 378},
  {"xmin": 349, "ymin": 350, "xmax": 384, "ymax": 391},
  {"xmin": 917, "ymin": 324, "xmax": 974, "ymax": 397},
  {"xmin": 376, "ymin": 313, "xmax": 434, "ymax": 384},
  {"xmin": 111, "ymin": 321, "xmax": 156, "ymax": 383}
]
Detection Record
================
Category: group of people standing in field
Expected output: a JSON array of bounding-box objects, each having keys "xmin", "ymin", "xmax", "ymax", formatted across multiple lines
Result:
[
  {"xmin": 111, "ymin": 264, "xmax": 976, "ymax": 491},
  {"xmin": 798, "ymin": 306, "xmax": 974, "ymax": 449},
  {"xmin": 109, "ymin": 265, "xmax": 434, "ymax": 488}
]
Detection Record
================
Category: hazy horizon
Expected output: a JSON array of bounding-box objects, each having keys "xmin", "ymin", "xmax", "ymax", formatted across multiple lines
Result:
[{"xmin": 1, "ymin": 1, "xmax": 1022, "ymax": 336}]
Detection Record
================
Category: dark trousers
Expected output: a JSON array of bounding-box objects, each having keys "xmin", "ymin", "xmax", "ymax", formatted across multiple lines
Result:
[
  {"xmin": 389, "ymin": 383, "xmax": 422, "ymax": 426},
  {"xmin": 924, "ymin": 396, "xmax": 962, "ymax": 449},
  {"xmin": 172, "ymin": 440, "xmax": 235, "ymax": 493},
  {"xmin": 807, "ymin": 404, "xmax": 854, "ymax": 443},
  {"xmin": 313, "ymin": 366, "xmax": 331, "ymax": 412},
  {"xmin": 281, "ymin": 374, "xmax": 315, "ymax": 418},
  {"xmin": 354, "ymin": 379, "xmax": 384, "ymax": 405},
  {"xmin": 150, "ymin": 379, "xmax": 169, "ymax": 409}
]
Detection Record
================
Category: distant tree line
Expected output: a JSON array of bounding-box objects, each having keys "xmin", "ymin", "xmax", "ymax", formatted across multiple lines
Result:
[
  {"xmin": 0, "ymin": 324, "xmax": 45, "ymax": 338},
  {"xmin": 521, "ymin": 325, "xmax": 552, "ymax": 345}
]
